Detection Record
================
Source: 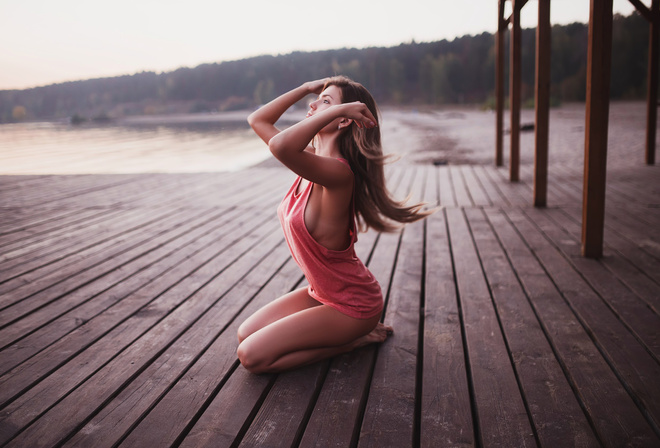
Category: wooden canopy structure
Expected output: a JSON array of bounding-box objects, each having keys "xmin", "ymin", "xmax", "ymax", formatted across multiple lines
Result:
[{"xmin": 495, "ymin": 0, "xmax": 659, "ymax": 258}]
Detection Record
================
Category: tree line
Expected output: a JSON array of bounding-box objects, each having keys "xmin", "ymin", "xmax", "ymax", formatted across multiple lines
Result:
[{"xmin": 0, "ymin": 12, "xmax": 649, "ymax": 123}]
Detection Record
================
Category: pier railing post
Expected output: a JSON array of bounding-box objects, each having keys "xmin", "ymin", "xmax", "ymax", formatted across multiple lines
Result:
[
  {"xmin": 582, "ymin": 0, "xmax": 613, "ymax": 258},
  {"xmin": 646, "ymin": 0, "xmax": 658, "ymax": 165},
  {"xmin": 534, "ymin": 0, "xmax": 551, "ymax": 207},
  {"xmin": 509, "ymin": 0, "xmax": 521, "ymax": 182},
  {"xmin": 495, "ymin": 0, "xmax": 506, "ymax": 167}
]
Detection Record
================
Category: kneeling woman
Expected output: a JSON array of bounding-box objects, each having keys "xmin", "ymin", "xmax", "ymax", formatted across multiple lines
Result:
[{"xmin": 237, "ymin": 76, "xmax": 429, "ymax": 374}]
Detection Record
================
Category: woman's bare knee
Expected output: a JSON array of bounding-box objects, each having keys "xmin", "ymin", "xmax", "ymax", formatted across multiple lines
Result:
[
  {"xmin": 237, "ymin": 322, "xmax": 250, "ymax": 343},
  {"xmin": 237, "ymin": 340, "xmax": 270, "ymax": 375}
]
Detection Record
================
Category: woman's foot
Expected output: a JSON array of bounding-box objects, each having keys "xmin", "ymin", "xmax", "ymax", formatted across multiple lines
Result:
[{"xmin": 352, "ymin": 322, "xmax": 394, "ymax": 349}]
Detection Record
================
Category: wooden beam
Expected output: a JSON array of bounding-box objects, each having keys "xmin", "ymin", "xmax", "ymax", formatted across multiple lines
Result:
[
  {"xmin": 505, "ymin": 0, "xmax": 530, "ymax": 24},
  {"xmin": 534, "ymin": 0, "xmax": 551, "ymax": 207},
  {"xmin": 646, "ymin": 0, "xmax": 658, "ymax": 165},
  {"xmin": 582, "ymin": 0, "xmax": 613, "ymax": 258},
  {"xmin": 495, "ymin": 0, "xmax": 506, "ymax": 167},
  {"xmin": 629, "ymin": 0, "xmax": 654, "ymax": 23},
  {"xmin": 510, "ymin": 0, "xmax": 521, "ymax": 181}
]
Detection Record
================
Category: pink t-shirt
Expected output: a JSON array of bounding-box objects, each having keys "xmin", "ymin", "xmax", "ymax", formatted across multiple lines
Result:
[{"xmin": 277, "ymin": 161, "xmax": 383, "ymax": 319}]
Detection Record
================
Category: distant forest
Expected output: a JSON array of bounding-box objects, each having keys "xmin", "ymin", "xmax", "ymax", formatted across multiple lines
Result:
[{"xmin": 0, "ymin": 12, "xmax": 650, "ymax": 123}]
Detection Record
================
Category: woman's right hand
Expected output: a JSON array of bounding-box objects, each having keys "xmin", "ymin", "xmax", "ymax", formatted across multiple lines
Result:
[
  {"xmin": 303, "ymin": 78, "xmax": 330, "ymax": 95},
  {"xmin": 248, "ymin": 80, "xmax": 328, "ymax": 145}
]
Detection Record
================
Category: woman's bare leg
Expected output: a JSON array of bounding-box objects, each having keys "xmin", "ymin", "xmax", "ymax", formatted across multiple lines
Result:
[
  {"xmin": 237, "ymin": 287, "xmax": 321, "ymax": 343},
  {"xmin": 237, "ymin": 296, "xmax": 392, "ymax": 374},
  {"xmin": 260, "ymin": 321, "xmax": 393, "ymax": 373}
]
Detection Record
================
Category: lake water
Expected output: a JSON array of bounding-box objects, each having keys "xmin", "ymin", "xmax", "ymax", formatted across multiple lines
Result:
[
  {"xmin": 0, "ymin": 112, "xmax": 296, "ymax": 175},
  {"xmin": 2, "ymin": 103, "xmax": 652, "ymax": 175}
]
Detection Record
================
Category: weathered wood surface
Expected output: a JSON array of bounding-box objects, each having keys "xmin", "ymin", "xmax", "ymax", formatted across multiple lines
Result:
[{"xmin": 0, "ymin": 161, "xmax": 659, "ymax": 447}]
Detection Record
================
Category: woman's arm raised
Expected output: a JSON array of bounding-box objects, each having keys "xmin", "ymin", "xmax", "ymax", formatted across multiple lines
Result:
[
  {"xmin": 268, "ymin": 102, "xmax": 377, "ymax": 185},
  {"xmin": 247, "ymin": 79, "xmax": 328, "ymax": 145}
]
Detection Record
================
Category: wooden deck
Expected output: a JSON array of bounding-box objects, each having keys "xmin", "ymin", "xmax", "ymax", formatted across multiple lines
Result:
[{"xmin": 0, "ymin": 161, "xmax": 659, "ymax": 447}]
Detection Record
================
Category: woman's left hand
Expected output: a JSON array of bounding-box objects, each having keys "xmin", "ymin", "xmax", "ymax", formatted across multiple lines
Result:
[{"xmin": 337, "ymin": 102, "xmax": 378, "ymax": 129}]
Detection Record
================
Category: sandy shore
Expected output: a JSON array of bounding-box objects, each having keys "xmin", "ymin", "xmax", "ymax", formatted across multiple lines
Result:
[{"xmin": 255, "ymin": 101, "xmax": 657, "ymax": 172}]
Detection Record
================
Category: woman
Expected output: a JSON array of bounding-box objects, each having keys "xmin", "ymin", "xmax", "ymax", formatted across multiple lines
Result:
[{"xmin": 237, "ymin": 76, "xmax": 429, "ymax": 374}]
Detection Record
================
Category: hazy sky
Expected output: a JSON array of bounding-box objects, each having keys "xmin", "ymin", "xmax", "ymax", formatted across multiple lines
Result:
[{"xmin": 0, "ymin": 0, "xmax": 639, "ymax": 90}]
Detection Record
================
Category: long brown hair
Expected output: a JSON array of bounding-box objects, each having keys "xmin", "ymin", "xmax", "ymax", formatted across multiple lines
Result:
[{"xmin": 324, "ymin": 76, "xmax": 431, "ymax": 233}]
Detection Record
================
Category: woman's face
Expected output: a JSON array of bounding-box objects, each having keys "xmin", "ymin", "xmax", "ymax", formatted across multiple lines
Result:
[
  {"xmin": 307, "ymin": 85, "xmax": 346, "ymax": 134},
  {"xmin": 307, "ymin": 85, "xmax": 342, "ymax": 118}
]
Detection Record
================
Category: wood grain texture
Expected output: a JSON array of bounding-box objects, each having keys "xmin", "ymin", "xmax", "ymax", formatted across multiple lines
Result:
[{"xmin": 0, "ymin": 159, "xmax": 657, "ymax": 447}]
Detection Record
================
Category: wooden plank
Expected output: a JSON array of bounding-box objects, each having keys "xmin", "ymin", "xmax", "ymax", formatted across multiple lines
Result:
[
  {"xmin": 0, "ymin": 175, "xmax": 58, "ymax": 196},
  {"xmin": 0, "ymin": 205, "xmax": 249, "ymax": 375},
  {"xmin": 466, "ymin": 207, "xmax": 599, "ymax": 446},
  {"xmin": 561, "ymin": 205, "xmax": 660, "ymax": 311},
  {"xmin": 437, "ymin": 165, "xmax": 456, "ymax": 207},
  {"xmin": 186, "ymin": 226, "xmax": 379, "ymax": 448},
  {"xmin": 234, "ymin": 231, "xmax": 386, "ymax": 448},
  {"xmin": 0, "ymin": 205, "xmax": 277, "ymax": 387},
  {"xmin": 600, "ymin": 170, "xmax": 659, "ymax": 207},
  {"xmin": 460, "ymin": 165, "xmax": 491, "ymax": 206},
  {"xmin": 510, "ymin": 0, "xmax": 522, "ymax": 182},
  {"xmin": 482, "ymin": 165, "xmax": 529, "ymax": 206},
  {"xmin": 0, "ymin": 174, "xmax": 147, "ymax": 208},
  {"xmin": 518, "ymin": 164, "xmax": 578, "ymax": 208},
  {"xmin": 471, "ymin": 165, "xmax": 511, "ymax": 207},
  {"xmin": 182, "ymin": 183, "xmax": 394, "ymax": 448},
  {"xmin": 524, "ymin": 210, "xmax": 660, "ymax": 431},
  {"xmin": 178, "ymin": 364, "xmax": 274, "ymax": 448},
  {"xmin": 598, "ymin": 208, "xmax": 660, "ymax": 259},
  {"xmin": 0, "ymin": 207, "xmax": 133, "ymax": 269},
  {"xmin": 88, "ymin": 259, "xmax": 301, "ymax": 448},
  {"xmin": 0, "ymin": 207, "xmax": 111, "ymax": 247},
  {"xmin": 0, "ymin": 162, "xmax": 657, "ymax": 447},
  {"xmin": 0, "ymin": 214, "xmax": 283, "ymax": 446},
  {"xmin": 260, "ymin": 166, "xmax": 422, "ymax": 448},
  {"xmin": 0, "ymin": 203, "xmax": 232, "ymax": 328},
  {"xmin": 524, "ymin": 206, "xmax": 660, "ymax": 361},
  {"xmin": 426, "ymin": 165, "xmax": 439, "ymax": 206},
  {"xmin": 499, "ymin": 208, "xmax": 660, "ymax": 445},
  {"xmin": 449, "ymin": 165, "xmax": 472, "ymax": 207},
  {"xmin": 357, "ymin": 167, "xmax": 425, "ymax": 447},
  {"xmin": 446, "ymin": 207, "xmax": 535, "ymax": 447},
  {"xmin": 239, "ymin": 363, "xmax": 327, "ymax": 447},
  {"xmin": 420, "ymin": 208, "xmax": 474, "ymax": 447},
  {"xmin": 582, "ymin": 0, "xmax": 613, "ymax": 257},
  {"xmin": 357, "ymin": 223, "xmax": 422, "ymax": 447},
  {"xmin": 0, "ymin": 205, "xmax": 207, "ymax": 324},
  {"xmin": 0, "ymin": 170, "xmax": 286, "ymax": 285},
  {"xmin": 67, "ymin": 168, "xmax": 387, "ymax": 447},
  {"xmin": 534, "ymin": 0, "xmax": 551, "ymax": 207},
  {"xmin": 0, "ymin": 206, "xmax": 186, "ymax": 291},
  {"xmin": 0, "ymin": 174, "xmax": 226, "ymax": 268},
  {"xmin": 297, "ymin": 227, "xmax": 400, "ymax": 448},
  {"xmin": 550, "ymin": 208, "xmax": 660, "ymax": 314},
  {"xmin": 67, "ymin": 234, "xmax": 293, "ymax": 448},
  {"xmin": 0, "ymin": 171, "xmax": 286, "ymax": 314}
]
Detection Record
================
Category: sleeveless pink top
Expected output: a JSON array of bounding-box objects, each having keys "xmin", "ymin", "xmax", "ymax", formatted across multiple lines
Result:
[{"xmin": 277, "ymin": 160, "xmax": 383, "ymax": 319}]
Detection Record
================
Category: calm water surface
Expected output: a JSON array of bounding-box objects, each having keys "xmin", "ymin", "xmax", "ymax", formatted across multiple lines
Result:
[{"xmin": 0, "ymin": 113, "xmax": 283, "ymax": 174}]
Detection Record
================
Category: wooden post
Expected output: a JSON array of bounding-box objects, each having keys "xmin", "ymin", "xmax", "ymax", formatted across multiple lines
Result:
[
  {"xmin": 510, "ymin": 0, "xmax": 521, "ymax": 182},
  {"xmin": 534, "ymin": 0, "xmax": 551, "ymax": 207},
  {"xmin": 582, "ymin": 0, "xmax": 613, "ymax": 258},
  {"xmin": 646, "ymin": 0, "xmax": 658, "ymax": 165},
  {"xmin": 495, "ymin": 0, "xmax": 506, "ymax": 167}
]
